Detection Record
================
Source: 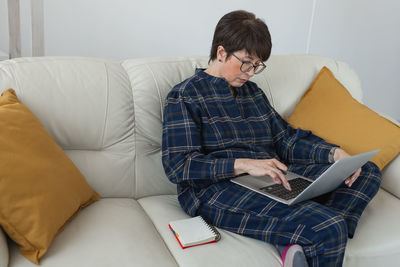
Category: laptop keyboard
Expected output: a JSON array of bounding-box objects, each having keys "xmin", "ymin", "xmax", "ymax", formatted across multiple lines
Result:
[{"xmin": 259, "ymin": 178, "xmax": 312, "ymax": 200}]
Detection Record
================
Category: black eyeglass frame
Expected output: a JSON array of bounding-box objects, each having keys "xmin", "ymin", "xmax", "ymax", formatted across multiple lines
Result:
[{"xmin": 231, "ymin": 53, "xmax": 266, "ymax": 74}]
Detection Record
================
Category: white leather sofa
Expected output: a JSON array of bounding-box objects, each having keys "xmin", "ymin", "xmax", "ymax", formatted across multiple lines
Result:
[{"xmin": 0, "ymin": 55, "xmax": 399, "ymax": 267}]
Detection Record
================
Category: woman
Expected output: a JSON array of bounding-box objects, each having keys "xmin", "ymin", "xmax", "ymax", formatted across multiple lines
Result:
[{"xmin": 162, "ymin": 10, "xmax": 381, "ymax": 267}]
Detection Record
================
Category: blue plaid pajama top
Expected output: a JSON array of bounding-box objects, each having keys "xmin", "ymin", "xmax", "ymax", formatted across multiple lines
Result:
[{"xmin": 162, "ymin": 69, "xmax": 338, "ymax": 216}]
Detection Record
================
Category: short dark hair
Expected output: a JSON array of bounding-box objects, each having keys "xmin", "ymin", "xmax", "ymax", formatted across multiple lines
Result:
[{"xmin": 209, "ymin": 10, "xmax": 272, "ymax": 63}]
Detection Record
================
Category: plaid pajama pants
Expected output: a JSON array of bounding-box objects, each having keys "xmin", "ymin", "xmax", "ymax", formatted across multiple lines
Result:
[{"xmin": 197, "ymin": 161, "xmax": 382, "ymax": 267}]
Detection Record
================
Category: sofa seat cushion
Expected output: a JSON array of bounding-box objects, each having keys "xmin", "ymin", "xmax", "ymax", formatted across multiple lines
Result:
[
  {"xmin": 138, "ymin": 195, "xmax": 282, "ymax": 267},
  {"xmin": 139, "ymin": 190, "xmax": 400, "ymax": 267},
  {"xmin": 8, "ymin": 199, "xmax": 177, "ymax": 267}
]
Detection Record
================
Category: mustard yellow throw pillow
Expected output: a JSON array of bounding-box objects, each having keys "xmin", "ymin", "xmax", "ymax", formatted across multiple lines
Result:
[
  {"xmin": 287, "ymin": 67, "xmax": 400, "ymax": 170},
  {"xmin": 0, "ymin": 89, "xmax": 100, "ymax": 264}
]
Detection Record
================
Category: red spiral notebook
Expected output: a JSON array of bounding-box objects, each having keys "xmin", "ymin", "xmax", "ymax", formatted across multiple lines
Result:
[{"xmin": 168, "ymin": 216, "xmax": 221, "ymax": 249}]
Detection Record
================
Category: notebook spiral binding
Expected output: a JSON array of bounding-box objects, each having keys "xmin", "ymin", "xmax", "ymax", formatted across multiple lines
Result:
[{"xmin": 201, "ymin": 217, "xmax": 221, "ymax": 241}]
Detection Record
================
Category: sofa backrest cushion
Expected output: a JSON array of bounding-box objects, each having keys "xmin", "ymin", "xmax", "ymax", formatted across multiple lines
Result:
[{"xmin": 0, "ymin": 57, "xmax": 135, "ymax": 198}]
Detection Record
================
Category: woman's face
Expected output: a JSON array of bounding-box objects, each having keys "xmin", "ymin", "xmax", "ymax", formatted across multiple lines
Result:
[{"xmin": 219, "ymin": 49, "xmax": 262, "ymax": 87}]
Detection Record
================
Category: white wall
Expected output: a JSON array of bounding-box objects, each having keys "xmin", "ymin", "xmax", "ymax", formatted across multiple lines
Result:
[
  {"xmin": 42, "ymin": 0, "xmax": 314, "ymax": 58},
  {"xmin": 1, "ymin": 0, "xmax": 399, "ymax": 120}
]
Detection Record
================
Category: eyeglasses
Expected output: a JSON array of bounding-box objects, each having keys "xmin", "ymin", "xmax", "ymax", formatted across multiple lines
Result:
[{"xmin": 232, "ymin": 53, "xmax": 266, "ymax": 74}]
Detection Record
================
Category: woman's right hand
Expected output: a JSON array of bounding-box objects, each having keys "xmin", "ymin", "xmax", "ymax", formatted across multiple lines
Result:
[{"xmin": 234, "ymin": 158, "xmax": 291, "ymax": 191}]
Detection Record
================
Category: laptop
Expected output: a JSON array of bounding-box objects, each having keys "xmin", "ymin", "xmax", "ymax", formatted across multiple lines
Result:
[{"xmin": 231, "ymin": 149, "xmax": 379, "ymax": 205}]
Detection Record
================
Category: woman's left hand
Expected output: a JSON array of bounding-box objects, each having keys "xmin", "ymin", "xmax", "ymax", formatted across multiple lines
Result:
[{"xmin": 333, "ymin": 148, "xmax": 362, "ymax": 187}]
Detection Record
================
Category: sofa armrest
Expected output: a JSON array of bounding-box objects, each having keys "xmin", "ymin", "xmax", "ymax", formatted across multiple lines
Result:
[
  {"xmin": 0, "ymin": 227, "xmax": 9, "ymax": 267},
  {"xmin": 381, "ymin": 154, "xmax": 400, "ymax": 199}
]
